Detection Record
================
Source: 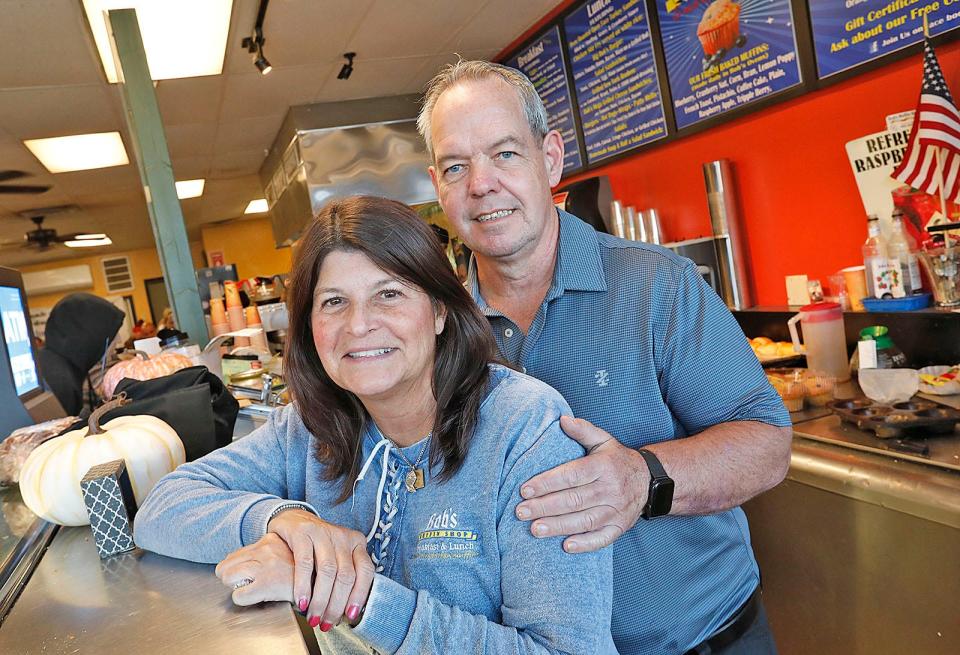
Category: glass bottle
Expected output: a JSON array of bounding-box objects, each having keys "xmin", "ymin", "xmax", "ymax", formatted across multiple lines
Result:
[
  {"xmin": 862, "ymin": 215, "xmax": 886, "ymax": 298},
  {"xmin": 887, "ymin": 209, "xmax": 923, "ymax": 294}
]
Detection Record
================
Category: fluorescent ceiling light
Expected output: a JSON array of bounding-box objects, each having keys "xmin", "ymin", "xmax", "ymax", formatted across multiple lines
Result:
[
  {"xmin": 175, "ymin": 179, "xmax": 205, "ymax": 199},
  {"xmin": 82, "ymin": 0, "xmax": 233, "ymax": 83},
  {"xmin": 24, "ymin": 132, "xmax": 129, "ymax": 173},
  {"xmin": 74, "ymin": 233, "xmax": 108, "ymax": 240},
  {"xmin": 65, "ymin": 237, "xmax": 113, "ymax": 248},
  {"xmin": 245, "ymin": 199, "xmax": 268, "ymax": 214}
]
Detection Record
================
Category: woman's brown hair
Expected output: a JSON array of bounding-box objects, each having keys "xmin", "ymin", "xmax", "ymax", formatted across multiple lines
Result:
[{"xmin": 285, "ymin": 195, "xmax": 499, "ymax": 502}]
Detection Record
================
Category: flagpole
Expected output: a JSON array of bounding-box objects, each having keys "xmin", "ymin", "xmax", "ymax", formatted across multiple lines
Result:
[{"xmin": 923, "ymin": 15, "xmax": 953, "ymax": 252}]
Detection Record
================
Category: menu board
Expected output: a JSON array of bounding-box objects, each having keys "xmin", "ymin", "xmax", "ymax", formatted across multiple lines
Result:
[
  {"xmin": 809, "ymin": 0, "xmax": 960, "ymax": 79},
  {"xmin": 657, "ymin": 0, "xmax": 802, "ymax": 129},
  {"xmin": 564, "ymin": 0, "xmax": 667, "ymax": 164},
  {"xmin": 506, "ymin": 27, "xmax": 583, "ymax": 175}
]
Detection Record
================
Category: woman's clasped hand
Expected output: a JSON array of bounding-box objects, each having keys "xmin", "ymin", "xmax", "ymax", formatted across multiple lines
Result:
[{"xmin": 215, "ymin": 510, "xmax": 375, "ymax": 630}]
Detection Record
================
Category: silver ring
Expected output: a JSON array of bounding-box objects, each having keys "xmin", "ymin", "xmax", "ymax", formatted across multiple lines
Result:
[{"xmin": 233, "ymin": 577, "xmax": 254, "ymax": 590}]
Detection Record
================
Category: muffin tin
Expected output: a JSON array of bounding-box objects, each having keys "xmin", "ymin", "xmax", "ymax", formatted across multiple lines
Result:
[{"xmin": 828, "ymin": 398, "xmax": 960, "ymax": 439}]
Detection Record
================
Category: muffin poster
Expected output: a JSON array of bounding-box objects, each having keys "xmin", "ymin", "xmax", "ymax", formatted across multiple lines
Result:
[
  {"xmin": 809, "ymin": 0, "xmax": 960, "ymax": 79},
  {"xmin": 506, "ymin": 26, "xmax": 584, "ymax": 175},
  {"xmin": 564, "ymin": 0, "xmax": 668, "ymax": 164},
  {"xmin": 657, "ymin": 0, "xmax": 803, "ymax": 129}
]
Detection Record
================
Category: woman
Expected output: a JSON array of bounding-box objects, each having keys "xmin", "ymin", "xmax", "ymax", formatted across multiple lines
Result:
[{"xmin": 134, "ymin": 196, "xmax": 616, "ymax": 654}]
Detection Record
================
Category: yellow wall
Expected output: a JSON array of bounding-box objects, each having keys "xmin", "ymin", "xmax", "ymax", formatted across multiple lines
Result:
[
  {"xmin": 200, "ymin": 217, "xmax": 292, "ymax": 280},
  {"xmin": 20, "ymin": 243, "xmax": 205, "ymax": 322}
]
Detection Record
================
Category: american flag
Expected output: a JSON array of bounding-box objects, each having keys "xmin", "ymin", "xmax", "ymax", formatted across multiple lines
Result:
[{"xmin": 892, "ymin": 39, "xmax": 960, "ymax": 203}]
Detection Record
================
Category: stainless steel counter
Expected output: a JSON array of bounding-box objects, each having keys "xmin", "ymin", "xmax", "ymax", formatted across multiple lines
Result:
[
  {"xmin": 0, "ymin": 527, "xmax": 311, "ymax": 654},
  {"xmin": 745, "ymin": 411, "xmax": 960, "ymax": 654}
]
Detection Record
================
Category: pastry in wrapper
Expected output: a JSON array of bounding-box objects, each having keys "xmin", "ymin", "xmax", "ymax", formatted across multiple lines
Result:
[
  {"xmin": 697, "ymin": 0, "xmax": 741, "ymax": 56},
  {"xmin": 0, "ymin": 416, "xmax": 78, "ymax": 487}
]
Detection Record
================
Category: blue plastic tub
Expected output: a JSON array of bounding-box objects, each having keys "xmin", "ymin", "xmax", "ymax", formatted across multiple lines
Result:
[{"xmin": 860, "ymin": 293, "xmax": 932, "ymax": 311}]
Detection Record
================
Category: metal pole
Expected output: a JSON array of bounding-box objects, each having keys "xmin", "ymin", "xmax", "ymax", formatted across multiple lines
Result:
[{"xmin": 106, "ymin": 8, "xmax": 208, "ymax": 343}]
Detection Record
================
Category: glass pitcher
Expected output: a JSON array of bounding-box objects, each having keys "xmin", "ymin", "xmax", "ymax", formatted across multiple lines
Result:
[{"xmin": 787, "ymin": 302, "xmax": 850, "ymax": 381}]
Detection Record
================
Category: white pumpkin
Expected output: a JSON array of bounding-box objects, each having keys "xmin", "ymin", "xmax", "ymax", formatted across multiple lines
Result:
[{"xmin": 19, "ymin": 398, "xmax": 185, "ymax": 526}]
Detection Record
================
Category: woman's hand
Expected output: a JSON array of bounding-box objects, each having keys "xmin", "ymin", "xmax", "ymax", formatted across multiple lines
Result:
[
  {"xmin": 267, "ymin": 509, "xmax": 375, "ymax": 631},
  {"xmin": 215, "ymin": 532, "xmax": 296, "ymax": 606}
]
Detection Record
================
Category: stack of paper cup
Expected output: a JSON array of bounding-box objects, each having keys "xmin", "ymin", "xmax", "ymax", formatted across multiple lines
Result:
[
  {"xmin": 209, "ymin": 297, "xmax": 229, "ymax": 336},
  {"xmin": 223, "ymin": 281, "xmax": 249, "ymax": 347},
  {"xmin": 245, "ymin": 306, "xmax": 270, "ymax": 352}
]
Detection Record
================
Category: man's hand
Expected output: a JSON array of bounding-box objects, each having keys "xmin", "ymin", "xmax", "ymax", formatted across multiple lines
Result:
[
  {"xmin": 515, "ymin": 416, "xmax": 649, "ymax": 553},
  {"xmin": 267, "ymin": 509, "xmax": 375, "ymax": 631}
]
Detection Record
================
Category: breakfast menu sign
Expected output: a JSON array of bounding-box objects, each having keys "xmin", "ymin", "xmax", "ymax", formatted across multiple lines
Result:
[
  {"xmin": 505, "ymin": 26, "xmax": 584, "ymax": 175},
  {"xmin": 808, "ymin": 0, "xmax": 960, "ymax": 79},
  {"xmin": 657, "ymin": 0, "xmax": 803, "ymax": 129},
  {"xmin": 564, "ymin": 0, "xmax": 667, "ymax": 164}
]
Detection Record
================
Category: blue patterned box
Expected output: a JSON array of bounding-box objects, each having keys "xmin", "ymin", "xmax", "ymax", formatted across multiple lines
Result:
[{"xmin": 80, "ymin": 459, "xmax": 138, "ymax": 559}]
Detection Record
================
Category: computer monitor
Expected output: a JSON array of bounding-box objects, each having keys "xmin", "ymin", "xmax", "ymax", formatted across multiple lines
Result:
[{"xmin": 0, "ymin": 266, "xmax": 65, "ymax": 438}]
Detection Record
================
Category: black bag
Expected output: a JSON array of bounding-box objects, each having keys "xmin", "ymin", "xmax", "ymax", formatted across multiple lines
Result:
[{"xmin": 103, "ymin": 366, "xmax": 239, "ymax": 461}]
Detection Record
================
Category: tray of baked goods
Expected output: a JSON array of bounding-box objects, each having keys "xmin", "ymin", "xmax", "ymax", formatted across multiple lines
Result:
[
  {"xmin": 827, "ymin": 398, "xmax": 960, "ymax": 439},
  {"xmin": 767, "ymin": 368, "xmax": 835, "ymax": 412},
  {"xmin": 749, "ymin": 337, "xmax": 805, "ymax": 367}
]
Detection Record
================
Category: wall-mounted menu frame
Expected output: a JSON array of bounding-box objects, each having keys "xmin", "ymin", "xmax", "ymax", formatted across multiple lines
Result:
[
  {"xmin": 656, "ymin": 0, "xmax": 804, "ymax": 130},
  {"xmin": 496, "ymin": 0, "xmax": 952, "ymax": 177},
  {"xmin": 564, "ymin": 0, "xmax": 668, "ymax": 165},
  {"xmin": 505, "ymin": 26, "xmax": 585, "ymax": 175},
  {"xmin": 808, "ymin": 0, "xmax": 960, "ymax": 80}
]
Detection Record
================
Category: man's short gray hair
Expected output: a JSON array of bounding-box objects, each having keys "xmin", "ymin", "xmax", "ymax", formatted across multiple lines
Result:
[{"xmin": 417, "ymin": 60, "xmax": 549, "ymax": 160}]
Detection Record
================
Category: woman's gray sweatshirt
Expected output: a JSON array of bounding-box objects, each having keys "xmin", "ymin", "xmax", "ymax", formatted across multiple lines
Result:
[{"xmin": 134, "ymin": 364, "xmax": 617, "ymax": 654}]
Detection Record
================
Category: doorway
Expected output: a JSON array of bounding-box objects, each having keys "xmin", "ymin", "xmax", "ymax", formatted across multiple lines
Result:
[{"xmin": 143, "ymin": 277, "xmax": 170, "ymax": 324}]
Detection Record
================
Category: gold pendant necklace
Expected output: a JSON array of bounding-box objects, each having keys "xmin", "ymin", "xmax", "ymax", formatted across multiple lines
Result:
[{"xmin": 393, "ymin": 433, "xmax": 431, "ymax": 493}]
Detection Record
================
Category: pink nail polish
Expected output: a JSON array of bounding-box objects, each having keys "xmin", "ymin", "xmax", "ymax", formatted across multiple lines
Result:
[
  {"xmin": 298, "ymin": 598, "xmax": 308, "ymax": 612},
  {"xmin": 319, "ymin": 621, "xmax": 333, "ymax": 632},
  {"xmin": 346, "ymin": 604, "xmax": 361, "ymax": 621},
  {"xmin": 308, "ymin": 616, "xmax": 321, "ymax": 629}
]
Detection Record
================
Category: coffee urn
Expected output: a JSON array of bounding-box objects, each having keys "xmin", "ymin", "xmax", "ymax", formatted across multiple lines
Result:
[{"xmin": 703, "ymin": 160, "xmax": 753, "ymax": 310}]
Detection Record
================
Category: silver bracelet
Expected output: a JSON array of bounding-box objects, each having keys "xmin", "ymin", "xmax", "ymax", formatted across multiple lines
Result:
[{"xmin": 268, "ymin": 502, "xmax": 311, "ymax": 524}]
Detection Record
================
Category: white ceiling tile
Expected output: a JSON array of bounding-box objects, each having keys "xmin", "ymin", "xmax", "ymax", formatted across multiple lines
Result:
[
  {"xmin": 166, "ymin": 123, "xmax": 218, "ymax": 159},
  {"xmin": 443, "ymin": 0, "xmax": 559, "ymax": 53},
  {"xmin": 346, "ymin": 0, "xmax": 487, "ymax": 59},
  {"xmin": 213, "ymin": 115, "xmax": 284, "ymax": 155},
  {"xmin": 156, "ymin": 77, "xmax": 226, "ymax": 126},
  {"xmin": 224, "ymin": 0, "xmax": 378, "ymax": 74},
  {"xmin": 0, "ymin": 0, "xmax": 104, "ymax": 88},
  {"xmin": 0, "ymin": 85, "xmax": 120, "ymax": 139},
  {"xmin": 219, "ymin": 65, "xmax": 332, "ymax": 122},
  {"xmin": 211, "ymin": 149, "xmax": 267, "ymax": 178},
  {"xmin": 315, "ymin": 56, "xmax": 431, "ymax": 103}
]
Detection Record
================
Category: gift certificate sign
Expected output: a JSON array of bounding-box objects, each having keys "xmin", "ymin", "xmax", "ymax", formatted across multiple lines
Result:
[
  {"xmin": 506, "ymin": 26, "xmax": 583, "ymax": 175},
  {"xmin": 809, "ymin": 0, "xmax": 960, "ymax": 79},
  {"xmin": 657, "ymin": 0, "xmax": 803, "ymax": 129},
  {"xmin": 564, "ymin": 0, "xmax": 667, "ymax": 164}
]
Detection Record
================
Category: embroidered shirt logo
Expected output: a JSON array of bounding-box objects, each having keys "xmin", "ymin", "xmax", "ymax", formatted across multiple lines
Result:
[
  {"xmin": 415, "ymin": 508, "xmax": 480, "ymax": 560},
  {"xmin": 594, "ymin": 369, "xmax": 610, "ymax": 387}
]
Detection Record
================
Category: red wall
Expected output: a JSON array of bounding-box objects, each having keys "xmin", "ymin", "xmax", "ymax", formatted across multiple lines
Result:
[{"xmin": 498, "ymin": 8, "xmax": 960, "ymax": 305}]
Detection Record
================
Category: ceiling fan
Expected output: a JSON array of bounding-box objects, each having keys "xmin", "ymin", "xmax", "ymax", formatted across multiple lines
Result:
[
  {"xmin": 0, "ymin": 170, "xmax": 50, "ymax": 195},
  {"xmin": 0, "ymin": 213, "xmax": 106, "ymax": 251}
]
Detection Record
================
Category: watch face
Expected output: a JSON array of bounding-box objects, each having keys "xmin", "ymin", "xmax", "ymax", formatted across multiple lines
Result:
[{"xmin": 648, "ymin": 478, "xmax": 675, "ymax": 517}]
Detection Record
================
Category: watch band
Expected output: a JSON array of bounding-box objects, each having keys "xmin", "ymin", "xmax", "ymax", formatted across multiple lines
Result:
[
  {"xmin": 637, "ymin": 448, "xmax": 674, "ymax": 520},
  {"xmin": 637, "ymin": 448, "xmax": 668, "ymax": 479}
]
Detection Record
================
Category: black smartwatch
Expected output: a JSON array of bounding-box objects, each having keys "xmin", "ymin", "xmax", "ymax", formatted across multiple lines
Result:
[{"xmin": 637, "ymin": 449, "xmax": 674, "ymax": 520}]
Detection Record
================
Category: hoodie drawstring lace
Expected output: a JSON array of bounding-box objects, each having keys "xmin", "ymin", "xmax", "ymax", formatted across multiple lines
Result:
[{"xmin": 354, "ymin": 437, "xmax": 392, "ymax": 542}]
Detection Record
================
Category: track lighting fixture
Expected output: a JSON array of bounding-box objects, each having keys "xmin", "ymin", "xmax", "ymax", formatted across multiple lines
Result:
[
  {"xmin": 241, "ymin": 0, "xmax": 272, "ymax": 75},
  {"xmin": 338, "ymin": 52, "xmax": 356, "ymax": 80},
  {"xmin": 242, "ymin": 27, "xmax": 272, "ymax": 75}
]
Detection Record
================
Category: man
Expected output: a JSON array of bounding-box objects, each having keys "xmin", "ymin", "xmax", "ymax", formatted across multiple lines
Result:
[{"xmin": 418, "ymin": 60, "xmax": 793, "ymax": 655}]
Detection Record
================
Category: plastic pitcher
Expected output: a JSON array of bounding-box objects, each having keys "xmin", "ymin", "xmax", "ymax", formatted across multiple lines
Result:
[{"xmin": 787, "ymin": 302, "xmax": 850, "ymax": 381}]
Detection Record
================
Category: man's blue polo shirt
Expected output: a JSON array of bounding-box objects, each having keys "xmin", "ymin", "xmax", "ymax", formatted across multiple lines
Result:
[{"xmin": 467, "ymin": 210, "xmax": 790, "ymax": 655}]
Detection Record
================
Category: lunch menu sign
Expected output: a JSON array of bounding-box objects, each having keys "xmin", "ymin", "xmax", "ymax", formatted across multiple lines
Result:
[{"xmin": 500, "ymin": 0, "xmax": 959, "ymax": 172}]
